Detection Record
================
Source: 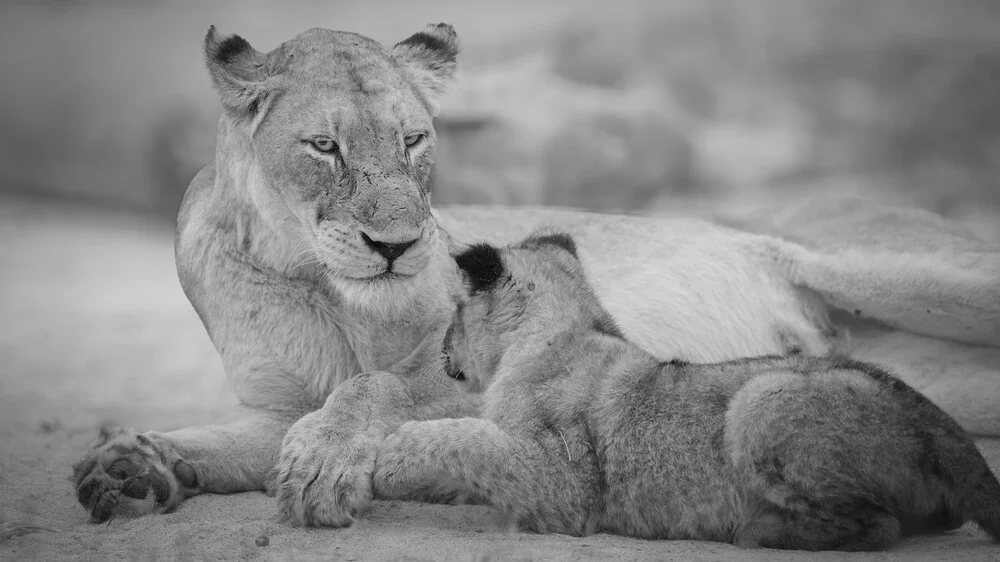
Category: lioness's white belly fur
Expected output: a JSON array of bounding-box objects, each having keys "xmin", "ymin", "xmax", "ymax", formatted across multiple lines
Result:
[{"xmin": 436, "ymin": 206, "xmax": 832, "ymax": 362}]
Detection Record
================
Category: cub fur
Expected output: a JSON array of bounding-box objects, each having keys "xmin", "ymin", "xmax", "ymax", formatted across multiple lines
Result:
[{"xmin": 373, "ymin": 233, "xmax": 1000, "ymax": 550}]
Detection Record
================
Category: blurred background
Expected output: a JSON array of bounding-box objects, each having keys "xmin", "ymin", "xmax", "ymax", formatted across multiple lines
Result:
[{"xmin": 1, "ymin": 0, "xmax": 999, "ymax": 238}]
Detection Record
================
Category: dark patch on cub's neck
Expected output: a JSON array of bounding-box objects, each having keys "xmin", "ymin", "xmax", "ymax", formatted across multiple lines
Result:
[
  {"xmin": 455, "ymin": 243, "xmax": 505, "ymax": 293},
  {"xmin": 591, "ymin": 315, "xmax": 625, "ymax": 339},
  {"xmin": 520, "ymin": 232, "xmax": 578, "ymax": 258}
]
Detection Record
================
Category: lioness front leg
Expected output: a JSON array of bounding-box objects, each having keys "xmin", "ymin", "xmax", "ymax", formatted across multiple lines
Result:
[
  {"xmin": 274, "ymin": 323, "xmax": 480, "ymax": 527},
  {"xmin": 275, "ymin": 371, "xmax": 416, "ymax": 526},
  {"xmin": 73, "ymin": 409, "xmax": 297, "ymax": 522}
]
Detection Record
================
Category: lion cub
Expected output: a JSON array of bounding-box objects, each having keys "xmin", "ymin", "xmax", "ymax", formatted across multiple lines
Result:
[{"xmin": 373, "ymin": 232, "xmax": 1000, "ymax": 551}]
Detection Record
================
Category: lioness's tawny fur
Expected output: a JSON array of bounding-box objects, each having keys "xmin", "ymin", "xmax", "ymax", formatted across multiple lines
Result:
[{"xmin": 373, "ymin": 234, "xmax": 1000, "ymax": 550}]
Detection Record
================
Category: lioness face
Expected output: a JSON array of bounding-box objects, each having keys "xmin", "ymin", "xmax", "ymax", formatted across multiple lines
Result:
[
  {"xmin": 444, "ymin": 233, "xmax": 620, "ymax": 392},
  {"xmin": 204, "ymin": 25, "xmax": 459, "ymax": 302}
]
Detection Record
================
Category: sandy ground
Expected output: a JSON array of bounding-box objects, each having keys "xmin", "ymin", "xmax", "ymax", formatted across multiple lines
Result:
[{"xmin": 1, "ymin": 193, "xmax": 999, "ymax": 561}]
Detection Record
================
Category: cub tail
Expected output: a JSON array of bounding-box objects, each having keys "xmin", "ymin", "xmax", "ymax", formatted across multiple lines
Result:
[
  {"xmin": 948, "ymin": 437, "xmax": 1000, "ymax": 541},
  {"xmin": 838, "ymin": 358, "xmax": 1000, "ymax": 542}
]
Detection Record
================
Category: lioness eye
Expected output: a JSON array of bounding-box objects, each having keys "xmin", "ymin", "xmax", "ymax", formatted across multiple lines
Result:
[
  {"xmin": 310, "ymin": 137, "xmax": 338, "ymax": 153},
  {"xmin": 404, "ymin": 133, "xmax": 425, "ymax": 148}
]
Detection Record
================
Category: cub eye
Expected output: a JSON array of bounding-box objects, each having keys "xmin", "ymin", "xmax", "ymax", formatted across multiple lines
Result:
[
  {"xmin": 404, "ymin": 133, "xmax": 425, "ymax": 149},
  {"xmin": 310, "ymin": 137, "xmax": 338, "ymax": 153}
]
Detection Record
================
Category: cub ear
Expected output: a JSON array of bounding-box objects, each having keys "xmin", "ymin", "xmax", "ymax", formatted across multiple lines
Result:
[
  {"xmin": 391, "ymin": 23, "xmax": 459, "ymax": 115},
  {"xmin": 520, "ymin": 232, "xmax": 579, "ymax": 259},
  {"xmin": 454, "ymin": 243, "xmax": 504, "ymax": 293},
  {"xmin": 204, "ymin": 25, "xmax": 284, "ymax": 119}
]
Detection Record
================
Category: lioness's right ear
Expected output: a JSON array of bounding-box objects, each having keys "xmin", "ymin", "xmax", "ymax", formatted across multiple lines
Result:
[
  {"xmin": 392, "ymin": 23, "xmax": 460, "ymax": 116},
  {"xmin": 204, "ymin": 26, "xmax": 284, "ymax": 119}
]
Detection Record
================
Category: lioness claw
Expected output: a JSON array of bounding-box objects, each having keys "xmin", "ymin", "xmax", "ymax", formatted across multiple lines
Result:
[{"xmin": 275, "ymin": 412, "xmax": 376, "ymax": 527}]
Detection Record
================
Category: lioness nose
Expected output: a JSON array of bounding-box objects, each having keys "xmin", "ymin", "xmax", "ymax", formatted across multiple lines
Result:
[{"xmin": 361, "ymin": 232, "xmax": 417, "ymax": 264}]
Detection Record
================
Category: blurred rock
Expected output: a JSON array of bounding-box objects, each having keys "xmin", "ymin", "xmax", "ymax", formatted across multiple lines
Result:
[
  {"xmin": 550, "ymin": 24, "xmax": 641, "ymax": 89},
  {"xmin": 434, "ymin": 54, "xmax": 694, "ymax": 211},
  {"xmin": 541, "ymin": 109, "xmax": 692, "ymax": 210},
  {"xmin": 785, "ymin": 37, "xmax": 1000, "ymax": 210},
  {"xmin": 690, "ymin": 116, "xmax": 813, "ymax": 193},
  {"xmin": 433, "ymin": 117, "xmax": 542, "ymax": 206}
]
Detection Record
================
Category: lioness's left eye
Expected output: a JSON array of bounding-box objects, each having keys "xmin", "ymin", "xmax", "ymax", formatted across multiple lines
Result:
[
  {"xmin": 404, "ymin": 133, "xmax": 425, "ymax": 148},
  {"xmin": 310, "ymin": 137, "xmax": 338, "ymax": 153}
]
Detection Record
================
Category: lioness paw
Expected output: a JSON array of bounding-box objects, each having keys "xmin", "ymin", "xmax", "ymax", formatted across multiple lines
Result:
[
  {"xmin": 72, "ymin": 426, "xmax": 197, "ymax": 522},
  {"xmin": 275, "ymin": 412, "xmax": 376, "ymax": 527}
]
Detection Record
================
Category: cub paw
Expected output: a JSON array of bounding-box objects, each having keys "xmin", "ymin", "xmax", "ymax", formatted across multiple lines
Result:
[
  {"xmin": 275, "ymin": 411, "xmax": 376, "ymax": 527},
  {"xmin": 72, "ymin": 426, "xmax": 198, "ymax": 522}
]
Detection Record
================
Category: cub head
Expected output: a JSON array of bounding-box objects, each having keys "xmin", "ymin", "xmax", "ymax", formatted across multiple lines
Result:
[
  {"xmin": 203, "ymin": 24, "xmax": 459, "ymax": 312},
  {"xmin": 443, "ymin": 232, "xmax": 623, "ymax": 392}
]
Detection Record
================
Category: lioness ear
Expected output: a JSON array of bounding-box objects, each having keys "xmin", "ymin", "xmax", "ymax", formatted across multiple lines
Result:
[
  {"xmin": 454, "ymin": 243, "xmax": 504, "ymax": 293},
  {"xmin": 391, "ymin": 23, "xmax": 459, "ymax": 116},
  {"xmin": 204, "ymin": 25, "xmax": 284, "ymax": 119}
]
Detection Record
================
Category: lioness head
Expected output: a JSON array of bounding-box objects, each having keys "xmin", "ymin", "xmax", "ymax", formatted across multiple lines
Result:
[
  {"xmin": 443, "ymin": 232, "xmax": 624, "ymax": 392},
  {"xmin": 203, "ymin": 24, "xmax": 459, "ymax": 313}
]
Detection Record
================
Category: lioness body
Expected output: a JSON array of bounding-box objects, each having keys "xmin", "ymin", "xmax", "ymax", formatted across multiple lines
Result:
[{"xmin": 374, "ymin": 237, "xmax": 1000, "ymax": 550}]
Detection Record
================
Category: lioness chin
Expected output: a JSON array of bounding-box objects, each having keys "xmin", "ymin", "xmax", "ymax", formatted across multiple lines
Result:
[{"xmin": 373, "ymin": 233, "xmax": 1000, "ymax": 550}]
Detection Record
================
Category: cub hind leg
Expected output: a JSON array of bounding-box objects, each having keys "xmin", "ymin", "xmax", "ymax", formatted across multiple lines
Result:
[
  {"xmin": 736, "ymin": 500, "xmax": 901, "ymax": 551},
  {"xmin": 725, "ymin": 368, "xmax": 910, "ymax": 551}
]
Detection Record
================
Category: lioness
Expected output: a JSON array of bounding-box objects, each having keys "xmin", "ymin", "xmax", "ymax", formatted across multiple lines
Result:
[
  {"xmin": 70, "ymin": 23, "xmax": 996, "ymax": 526},
  {"xmin": 374, "ymin": 233, "xmax": 1000, "ymax": 550}
]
